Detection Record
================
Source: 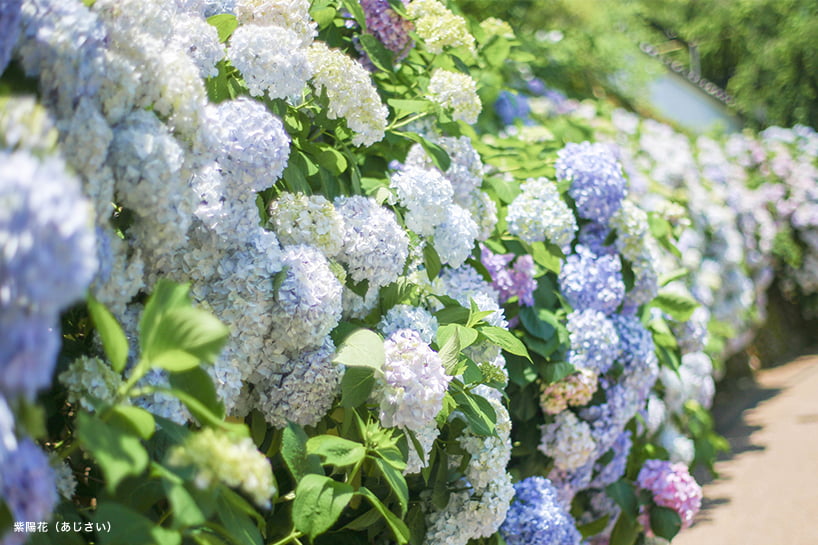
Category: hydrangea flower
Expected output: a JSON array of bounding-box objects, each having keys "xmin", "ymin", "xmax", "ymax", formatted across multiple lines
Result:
[
  {"xmin": 589, "ymin": 430, "xmax": 632, "ymax": 488},
  {"xmin": 268, "ymin": 192, "xmax": 345, "ymax": 257},
  {"xmin": 378, "ymin": 304, "xmax": 439, "ymax": 345},
  {"xmin": 404, "ymin": 421, "xmax": 439, "ymax": 474},
  {"xmin": 390, "ymin": 164, "xmax": 454, "ymax": 236},
  {"xmin": 1, "ymin": 0, "xmax": 23, "ymax": 76},
  {"xmin": 404, "ymin": 136, "xmax": 484, "ymax": 205},
  {"xmin": 0, "ymin": 439, "xmax": 58, "ymax": 543},
  {"xmin": 566, "ymin": 310, "xmax": 620, "ymax": 375},
  {"xmin": 234, "ymin": 0, "xmax": 316, "ymax": 46},
  {"xmin": 464, "ymin": 189, "xmax": 499, "ymax": 241},
  {"xmin": 609, "ymin": 199, "xmax": 650, "ymax": 262},
  {"xmin": 228, "ymin": 24, "xmax": 311, "ymax": 99},
  {"xmin": 559, "ymin": 245, "xmax": 625, "ymax": 315},
  {"xmin": 427, "ymin": 69, "xmax": 481, "ymax": 124},
  {"xmin": 59, "ymin": 356, "xmax": 124, "ymax": 411},
  {"xmin": 557, "ymin": 141, "xmax": 627, "ymax": 224},
  {"xmin": 253, "ymin": 336, "xmax": 343, "ymax": 428},
  {"xmin": 495, "ymin": 90, "xmax": 531, "ymax": 126},
  {"xmin": 539, "ymin": 411, "xmax": 596, "ymax": 471},
  {"xmin": 611, "ymin": 313, "xmax": 655, "ymax": 371},
  {"xmin": 458, "ymin": 385, "xmax": 512, "ymax": 489},
  {"xmin": 539, "ymin": 369, "xmax": 598, "ymax": 415},
  {"xmin": 359, "ymin": 0, "xmax": 414, "ymax": 63},
  {"xmin": 433, "ymin": 203, "xmax": 479, "ymax": 268},
  {"xmin": 378, "ymin": 329, "xmax": 450, "ymax": 432},
  {"xmin": 405, "ymin": 0, "xmax": 475, "ymax": 54},
  {"xmin": 271, "ymin": 245, "xmax": 343, "ymax": 352},
  {"xmin": 506, "ymin": 177, "xmax": 577, "ymax": 248},
  {"xmin": 433, "ymin": 265, "xmax": 506, "ymax": 327},
  {"xmin": 335, "ymin": 195, "xmax": 409, "ymax": 287},
  {"xmin": 170, "ymin": 13, "xmax": 224, "ymax": 78},
  {"xmin": 636, "ymin": 459, "xmax": 702, "ymax": 531},
  {"xmin": 205, "ymin": 97, "xmax": 291, "ymax": 192},
  {"xmin": 658, "ymin": 423, "xmax": 695, "ymax": 465},
  {"xmin": 426, "ymin": 477, "xmax": 515, "ymax": 545},
  {"xmin": 500, "ymin": 476, "xmax": 582, "ymax": 545},
  {"xmin": 167, "ymin": 427, "xmax": 275, "ymax": 508},
  {"xmin": 480, "ymin": 245, "xmax": 537, "ymax": 306},
  {"xmin": 307, "ymin": 42, "xmax": 388, "ymax": 146}
]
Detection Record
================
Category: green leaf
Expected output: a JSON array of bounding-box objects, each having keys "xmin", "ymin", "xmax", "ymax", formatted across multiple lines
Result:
[
  {"xmin": 388, "ymin": 99, "xmax": 432, "ymax": 116},
  {"xmin": 108, "ymin": 405, "xmax": 156, "ymax": 440},
  {"xmin": 216, "ymin": 491, "xmax": 263, "ymax": 545},
  {"xmin": 423, "ymin": 243, "xmax": 442, "ymax": 281},
  {"xmin": 163, "ymin": 480, "xmax": 206, "ymax": 529},
  {"xmin": 168, "ymin": 366, "xmax": 225, "ymax": 421},
  {"xmin": 606, "ymin": 480, "xmax": 639, "ymax": 519},
  {"xmin": 333, "ymin": 329, "xmax": 385, "ymax": 370},
  {"xmin": 95, "ymin": 503, "xmax": 181, "ymax": 545},
  {"xmin": 77, "ymin": 412, "xmax": 148, "ymax": 493},
  {"xmin": 355, "ymin": 487, "xmax": 410, "ymax": 545},
  {"xmin": 311, "ymin": 5, "xmax": 337, "ymax": 29},
  {"xmin": 577, "ymin": 514, "xmax": 611, "ymax": 538},
  {"xmin": 306, "ymin": 435, "xmax": 366, "ymax": 468},
  {"xmin": 477, "ymin": 325, "xmax": 531, "ymax": 361},
  {"xmin": 340, "ymin": 0, "xmax": 366, "ymax": 26},
  {"xmin": 652, "ymin": 291, "xmax": 699, "ymax": 322},
  {"xmin": 0, "ymin": 500, "xmax": 12, "ymax": 536},
  {"xmin": 436, "ymin": 323, "xmax": 478, "ymax": 352},
  {"xmin": 147, "ymin": 307, "xmax": 230, "ymax": 367},
  {"xmin": 608, "ymin": 512, "xmax": 639, "ymax": 545},
  {"xmin": 358, "ymin": 33, "xmax": 394, "ymax": 71},
  {"xmin": 659, "ymin": 268, "xmax": 689, "ymax": 287},
  {"xmin": 649, "ymin": 505, "xmax": 682, "ymax": 541},
  {"xmin": 531, "ymin": 241, "xmax": 563, "ymax": 274},
  {"xmin": 394, "ymin": 131, "xmax": 451, "ymax": 171},
  {"xmin": 207, "ymin": 13, "xmax": 239, "ymax": 43},
  {"xmin": 540, "ymin": 361, "xmax": 574, "ymax": 384},
  {"xmin": 140, "ymin": 280, "xmax": 192, "ymax": 355},
  {"xmin": 281, "ymin": 423, "xmax": 322, "ymax": 482},
  {"xmin": 451, "ymin": 385, "xmax": 497, "ymax": 436},
  {"xmin": 88, "ymin": 295, "xmax": 128, "ymax": 373},
  {"xmin": 518, "ymin": 307, "xmax": 556, "ymax": 341},
  {"xmin": 313, "ymin": 143, "xmax": 348, "ymax": 174},
  {"xmin": 372, "ymin": 456, "xmax": 409, "ymax": 516},
  {"xmin": 151, "ymin": 349, "xmax": 202, "ymax": 373},
  {"xmin": 340, "ymin": 367, "xmax": 375, "ymax": 408},
  {"xmin": 293, "ymin": 474, "xmax": 354, "ymax": 540},
  {"xmin": 436, "ymin": 325, "xmax": 459, "ymax": 377}
]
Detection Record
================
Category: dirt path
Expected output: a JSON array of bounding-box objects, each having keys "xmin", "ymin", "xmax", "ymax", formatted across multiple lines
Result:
[{"xmin": 673, "ymin": 355, "xmax": 818, "ymax": 545}]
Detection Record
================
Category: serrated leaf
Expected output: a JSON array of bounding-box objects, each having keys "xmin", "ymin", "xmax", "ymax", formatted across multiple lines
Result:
[
  {"xmin": 423, "ymin": 243, "xmax": 442, "ymax": 281},
  {"xmin": 88, "ymin": 295, "xmax": 128, "ymax": 373},
  {"xmin": 652, "ymin": 291, "xmax": 699, "ymax": 322},
  {"xmin": 340, "ymin": 0, "xmax": 366, "ymax": 26},
  {"xmin": 207, "ymin": 13, "xmax": 239, "ymax": 43},
  {"xmin": 358, "ymin": 33, "xmax": 394, "ymax": 71},
  {"xmin": 608, "ymin": 512, "xmax": 639, "ymax": 545},
  {"xmin": 139, "ymin": 280, "xmax": 191, "ymax": 354},
  {"xmin": 108, "ymin": 405, "xmax": 155, "ymax": 440},
  {"xmin": 451, "ymin": 385, "xmax": 497, "ymax": 436},
  {"xmin": 333, "ymin": 329, "xmax": 385, "ymax": 370},
  {"xmin": 539, "ymin": 361, "xmax": 574, "ymax": 384},
  {"xmin": 306, "ymin": 435, "xmax": 366, "ymax": 468},
  {"xmin": 518, "ymin": 307, "xmax": 556, "ymax": 341},
  {"xmin": 437, "ymin": 328, "xmax": 460, "ymax": 374},
  {"xmin": 388, "ymin": 99, "xmax": 432, "ymax": 116},
  {"xmin": 77, "ymin": 412, "xmax": 148, "ymax": 493},
  {"xmin": 531, "ymin": 241, "xmax": 563, "ymax": 274},
  {"xmin": 293, "ymin": 475, "xmax": 354, "ymax": 540},
  {"xmin": 216, "ymin": 491, "xmax": 263, "ymax": 545},
  {"xmin": 147, "ymin": 307, "xmax": 229, "ymax": 364},
  {"xmin": 340, "ymin": 367, "xmax": 375, "ymax": 408},
  {"xmin": 436, "ymin": 323, "xmax": 478, "ymax": 352},
  {"xmin": 477, "ymin": 325, "xmax": 531, "ymax": 361}
]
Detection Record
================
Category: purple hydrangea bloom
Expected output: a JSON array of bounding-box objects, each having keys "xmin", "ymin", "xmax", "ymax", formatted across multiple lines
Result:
[
  {"xmin": 0, "ymin": 0, "xmax": 22, "ymax": 74},
  {"xmin": 500, "ymin": 476, "xmax": 582, "ymax": 545},
  {"xmin": 610, "ymin": 313, "xmax": 655, "ymax": 371},
  {"xmin": 0, "ymin": 439, "xmax": 58, "ymax": 543},
  {"xmin": 566, "ymin": 309, "xmax": 621, "ymax": 375},
  {"xmin": 636, "ymin": 459, "xmax": 702, "ymax": 531},
  {"xmin": 559, "ymin": 245, "xmax": 625, "ymax": 315},
  {"xmin": 358, "ymin": 0, "xmax": 413, "ymax": 66},
  {"xmin": 480, "ymin": 245, "xmax": 536, "ymax": 306},
  {"xmin": 557, "ymin": 142, "xmax": 627, "ymax": 223},
  {"xmin": 589, "ymin": 430, "xmax": 632, "ymax": 488}
]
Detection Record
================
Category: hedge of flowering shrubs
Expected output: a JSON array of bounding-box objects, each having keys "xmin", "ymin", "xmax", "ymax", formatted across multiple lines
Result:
[{"xmin": 3, "ymin": 1, "xmax": 814, "ymax": 544}]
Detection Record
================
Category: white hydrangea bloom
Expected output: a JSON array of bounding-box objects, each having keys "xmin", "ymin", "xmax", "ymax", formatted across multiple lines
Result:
[
  {"xmin": 425, "ymin": 476, "xmax": 514, "ymax": 544},
  {"xmin": 48, "ymin": 453, "xmax": 77, "ymax": 500},
  {"xmin": 170, "ymin": 14, "xmax": 225, "ymax": 78},
  {"xmin": 404, "ymin": 421, "xmax": 439, "ymax": 475},
  {"xmin": 307, "ymin": 42, "xmax": 388, "ymax": 147},
  {"xmin": 378, "ymin": 329, "xmax": 451, "ymax": 431},
  {"xmin": 228, "ymin": 24, "xmax": 311, "ymax": 99},
  {"xmin": 58, "ymin": 97, "xmax": 113, "ymax": 188},
  {"xmin": 463, "ymin": 190, "xmax": 498, "ymax": 241},
  {"xmin": 658, "ymin": 423, "xmax": 695, "ymax": 466},
  {"xmin": 458, "ymin": 385, "xmax": 512, "ymax": 490},
  {"xmin": 433, "ymin": 203, "xmax": 479, "ymax": 268},
  {"xmin": 268, "ymin": 192, "xmax": 345, "ymax": 257},
  {"xmin": 235, "ymin": 0, "xmax": 316, "ymax": 46},
  {"xmin": 406, "ymin": 0, "xmax": 476, "ymax": 54},
  {"xmin": 538, "ymin": 411, "xmax": 596, "ymax": 471},
  {"xmin": 341, "ymin": 285, "xmax": 380, "ymax": 320},
  {"xmin": 335, "ymin": 195, "xmax": 409, "ymax": 287},
  {"xmin": 270, "ymin": 245, "xmax": 343, "ymax": 352},
  {"xmin": 205, "ymin": 97, "xmax": 291, "ymax": 192},
  {"xmin": 167, "ymin": 427, "xmax": 276, "ymax": 507},
  {"xmin": 507, "ymin": 177, "xmax": 577, "ymax": 248},
  {"xmin": 59, "ymin": 356, "xmax": 124, "ymax": 411},
  {"xmin": 390, "ymin": 164, "xmax": 454, "ymax": 236},
  {"xmin": 427, "ymin": 69, "xmax": 481, "ymax": 124},
  {"xmin": 251, "ymin": 336, "xmax": 342, "ymax": 428},
  {"xmin": 610, "ymin": 199, "xmax": 651, "ymax": 262},
  {"xmin": 379, "ymin": 304, "xmax": 439, "ymax": 345},
  {"xmin": 404, "ymin": 136, "xmax": 484, "ymax": 205},
  {"xmin": 92, "ymin": 225, "xmax": 146, "ymax": 319}
]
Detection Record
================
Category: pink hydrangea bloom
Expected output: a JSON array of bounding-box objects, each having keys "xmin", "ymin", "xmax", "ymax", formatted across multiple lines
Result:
[{"xmin": 636, "ymin": 459, "xmax": 702, "ymax": 531}]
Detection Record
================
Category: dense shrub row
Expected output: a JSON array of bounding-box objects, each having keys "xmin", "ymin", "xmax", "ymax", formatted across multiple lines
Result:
[{"xmin": 2, "ymin": 1, "xmax": 815, "ymax": 545}]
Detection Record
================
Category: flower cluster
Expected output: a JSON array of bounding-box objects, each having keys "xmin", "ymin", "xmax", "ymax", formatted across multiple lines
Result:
[
  {"xmin": 559, "ymin": 245, "xmax": 625, "ymax": 315},
  {"xmin": 427, "ymin": 69, "xmax": 482, "ymax": 124},
  {"xmin": 500, "ymin": 476, "xmax": 582, "ymax": 545},
  {"xmin": 59, "ymin": 356, "xmax": 124, "ymax": 411},
  {"xmin": 539, "ymin": 369, "xmax": 598, "ymax": 415},
  {"xmin": 405, "ymin": 0, "xmax": 475, "ymax": 54},
  {"xmin": 557, "ymin": 141, "xmax": 627, "ymax": 224},
  {"xmin": 168, "ymin": 427, "xmax": 276, "ymax": 508},
  {"xmin": 636, "ymin": 459, "xmax": 702, "ymax": 531},
  {"xmin": 481, "ymin": 245, "xmax": 537, "ymax": 306},
  {"xmin": 538, "ymin": 411, "xmax": 596, "ymax": 471},
  {"xmin": 360, "ymin": 0, "xmax": 414, "ymax": 62},
  {"xmin": 566, "ymin": 310, "xmax": 621, "ymax": 374},
  {"xmin": 506, "ymin": 177, "xmax": 577, "ymax": 248},
  {"xmin": 268, "ymin": 192, "xmax": 345, "ymax": 257}
]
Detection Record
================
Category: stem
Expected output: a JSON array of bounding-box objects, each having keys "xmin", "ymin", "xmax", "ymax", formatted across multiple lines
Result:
[
  {"xmin": 387, "ymin": 112, "xmax": 429, "ymax": 131},
  {"xmin": 271, "ymin": 529, "xmax": 305, "ymax": 545}
]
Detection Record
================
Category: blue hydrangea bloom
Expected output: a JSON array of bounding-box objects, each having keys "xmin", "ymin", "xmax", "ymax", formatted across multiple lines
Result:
[
  {"xmin": 611, "ymin": 313, "xmax": 655, "ymax": 371},
  {"xmin": 500, "ymin": 476, "xmax": 582, "ymax": 545},
  {"xmin": 494, "ymin": 90, "xmax": 531, "ymax": 126},
  {"xmin": 556, "ymin": 141, "xmax": 627, "ymax": 223},
  {"xmin": 567, "ymin": 310, "xmax": 621, "ymax": 375},
  {"xmin": 589, "ymin": 430, "xmax": 632, "ymax": 488},
  {"xmin": 559, "ymin": 245, "xmax": 625, "ymax": 315},
  {"xmin": 0, "ymin": 0, "xmax": 22, "ymax": 74},
  {"xmin": 0, "ymin": 439, "xmax": 58, "ymax": 535}
]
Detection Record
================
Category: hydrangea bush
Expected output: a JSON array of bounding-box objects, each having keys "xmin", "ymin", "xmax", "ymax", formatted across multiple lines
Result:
[{"xmin": 3, "ymin": 0, "xmax": 807, "ymax": 544}]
